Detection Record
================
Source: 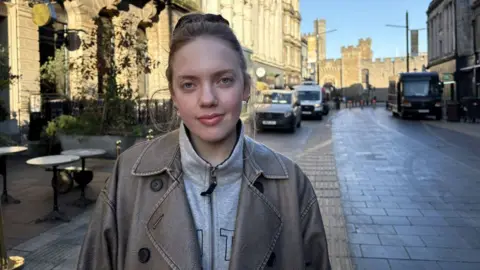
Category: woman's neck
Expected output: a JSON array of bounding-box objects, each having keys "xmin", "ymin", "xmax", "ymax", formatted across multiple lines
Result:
[{"xmin": 190, "ymin": 128, "xmax": 239, "ymax": 167}]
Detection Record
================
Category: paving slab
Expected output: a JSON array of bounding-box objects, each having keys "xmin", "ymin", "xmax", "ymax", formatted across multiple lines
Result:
[{"xmin": 334, "ymin": 108, "xmax": 480, "ymax": 269}]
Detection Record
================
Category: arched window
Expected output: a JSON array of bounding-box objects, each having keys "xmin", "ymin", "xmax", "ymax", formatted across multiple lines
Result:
[
  {"xmin": 38, "ymin": 3, "xmax": 68, "ymax": 95},
  {"xmin": 96, "ymin": 11, "xmax": 115, "ymax": 95},
  {"xmin": 136, "ymin": 27, "xmax": 148, "ymax": 98}
]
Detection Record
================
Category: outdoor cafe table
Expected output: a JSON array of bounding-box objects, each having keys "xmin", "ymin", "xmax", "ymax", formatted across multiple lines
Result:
[
  {"xmin": 0, "ymin": 146, "xmax": 28, "ymax": 205},
  {"xmin": 26, "ymin": 155, "xmax": 80, "ymax": 223},
  {"xmin": 61, "ymin": 148, "xmax": 106, "ymax": 207}
]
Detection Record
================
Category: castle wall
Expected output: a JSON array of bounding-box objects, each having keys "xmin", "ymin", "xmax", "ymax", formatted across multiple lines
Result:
[{"xmin": 317, "ymin": 37, "xmax": 429, "ymax": 94}]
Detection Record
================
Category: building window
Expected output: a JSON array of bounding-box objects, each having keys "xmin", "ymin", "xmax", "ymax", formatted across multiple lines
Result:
[{"xmin": 96, "ymin": 12, "xmax": 115, "ymax": 95}]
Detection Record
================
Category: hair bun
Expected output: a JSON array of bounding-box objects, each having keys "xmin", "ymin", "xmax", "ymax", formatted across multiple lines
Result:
[{"xmin": 174, "ymin": 13, "xmax": 230, "ymax": 33}]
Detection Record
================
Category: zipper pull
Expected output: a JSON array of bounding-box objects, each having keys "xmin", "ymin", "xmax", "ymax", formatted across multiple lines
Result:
[{"xmin": 200, "ymin": 167, "xmax": 217, "ymax": 196}]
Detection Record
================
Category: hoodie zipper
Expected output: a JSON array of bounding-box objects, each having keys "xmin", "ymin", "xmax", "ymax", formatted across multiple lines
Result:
[{"xmin": 209, "ymin": 166, "xmax": 217, "ymax": 270}]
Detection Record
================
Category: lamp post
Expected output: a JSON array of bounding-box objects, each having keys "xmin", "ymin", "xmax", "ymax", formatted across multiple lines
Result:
[
  {"xmin": 386, "ymin": 11, "xmax": 425, "ymax": 73},
  {"xmin": 315, "ymin": 29, "xmax": 337, "ymax": 85}
]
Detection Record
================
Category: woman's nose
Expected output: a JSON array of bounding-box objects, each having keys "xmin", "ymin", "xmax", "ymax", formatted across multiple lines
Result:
[{"xmin": 199, "ymin": 84, "xmax": 218, "ymax": 107}]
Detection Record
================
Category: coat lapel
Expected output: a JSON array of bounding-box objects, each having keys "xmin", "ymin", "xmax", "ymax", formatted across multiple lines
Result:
[
  {"xmin": 145, "ymin": 175, "xmax": 202, "ymax": 270},
  {"xmin": 229, "ymin": 179, "xmax": 283, "ymax": 270},
  {"xmin": 228, "ymin": 137, "xmax": 287, "ymax": 270}
]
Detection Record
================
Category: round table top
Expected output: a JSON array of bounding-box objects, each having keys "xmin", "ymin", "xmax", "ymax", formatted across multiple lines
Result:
[
  {"xmin": 61, "ymin": 148, "xmax": 107, "ymax": 158},
  {"xmin": 0, "ymin": 146, "xmax": 28, "ymax": 156},
  {"xmin": 26, "ymin": 155, "xmax": 80, "ymax": 167}
]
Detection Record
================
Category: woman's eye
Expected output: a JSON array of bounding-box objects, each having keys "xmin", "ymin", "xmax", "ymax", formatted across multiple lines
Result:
[
  {"xmin": 182, "ymin": 82, "xmax": 194, "ymax": 89},
  {"xmin": 219, "ymin": 77, "xmax": 234, "ymax": 85}
]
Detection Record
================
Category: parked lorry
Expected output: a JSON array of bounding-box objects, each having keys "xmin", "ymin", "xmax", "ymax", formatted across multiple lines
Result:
[{"xmin": 387, "ymin": 72, "xmax": 444, "ymax": 119}]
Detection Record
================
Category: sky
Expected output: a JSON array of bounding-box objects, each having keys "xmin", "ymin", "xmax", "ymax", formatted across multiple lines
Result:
[{"xmin": 300, "ymin": 0, "xmax": 431, "ymax": 60}]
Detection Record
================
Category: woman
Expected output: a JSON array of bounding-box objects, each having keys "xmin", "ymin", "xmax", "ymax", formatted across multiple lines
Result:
[{"xmin": 78, "ymin": 13, "xmax": 331, "ymax": 270}]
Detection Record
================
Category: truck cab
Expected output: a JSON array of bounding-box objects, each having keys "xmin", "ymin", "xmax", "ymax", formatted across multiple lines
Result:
[{"xmin": 387, "ymin": 72, "xmax": 444, "ymax": 119}]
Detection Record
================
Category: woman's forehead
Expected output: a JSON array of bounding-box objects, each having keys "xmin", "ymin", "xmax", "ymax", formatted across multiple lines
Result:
[{"xmin": 172, "ymin": 37, "xmax": 240, "ymax": 77}]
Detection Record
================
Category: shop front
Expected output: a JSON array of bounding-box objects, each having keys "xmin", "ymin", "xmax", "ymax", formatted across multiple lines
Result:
[
  {"xmin": 428, "ymin": 58, "xmax": 456, "ymax": 101},
  {"xmin": 253, "ymin": 61, "xmax": 284, "ymax": 89}
]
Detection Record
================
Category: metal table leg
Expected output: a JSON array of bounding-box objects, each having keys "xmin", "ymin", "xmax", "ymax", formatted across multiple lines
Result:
[
  {"xmin": 0, "ymin": 156, "xmax": 20, "ymax": 205},
  {"xmin": 70, "ymin": 158, "xmax": 94, "ymax": 208},
  {"xmin": 35, "ymin": 166, "xmax": 70, "ymax": 223}
]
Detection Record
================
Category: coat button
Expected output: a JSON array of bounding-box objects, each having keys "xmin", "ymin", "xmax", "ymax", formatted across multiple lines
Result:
[
  {"xmin": 253, "ymin": 182, "xmax": 264, "ymax": 193},
  {"xmin": 266, "ymin": 252, "xmax": 276, "ymax": 267},
  {"xmin": 150, "ymin": 179, "xmax": 163, "ymax": 192},
  {"xmin": 138, "ymin": 248, "xmax": 150, "ymax": 263}
]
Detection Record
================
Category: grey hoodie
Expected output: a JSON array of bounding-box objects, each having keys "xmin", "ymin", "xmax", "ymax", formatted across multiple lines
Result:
[{"xmin": 179, "ymin": 123, "xmax": 244, "ymax": 270}]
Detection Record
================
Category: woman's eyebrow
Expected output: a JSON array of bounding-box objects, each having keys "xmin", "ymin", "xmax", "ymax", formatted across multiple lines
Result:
[{"xmin": 176, "ymin": 69, "xmax": 236, "ymax": 79}]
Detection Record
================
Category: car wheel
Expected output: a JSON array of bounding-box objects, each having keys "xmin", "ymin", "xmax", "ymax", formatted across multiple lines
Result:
[{"xmin": 317, "ymin": 113, "xmax": 323, "ymax": 120}]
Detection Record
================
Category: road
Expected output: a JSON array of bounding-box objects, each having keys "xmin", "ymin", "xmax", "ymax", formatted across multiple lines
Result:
[
  {"xmin": 252, "ymin": 116, "xmax": 334, "ymax": 160},
  {"xmin": 334, "ymin": 106, "xmax": 480, "ymax": 270}
]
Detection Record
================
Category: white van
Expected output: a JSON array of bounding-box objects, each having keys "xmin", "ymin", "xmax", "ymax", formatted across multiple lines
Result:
[{"xmin": 293, "ymin": 81, "xmax": 324, "ymax": 120}]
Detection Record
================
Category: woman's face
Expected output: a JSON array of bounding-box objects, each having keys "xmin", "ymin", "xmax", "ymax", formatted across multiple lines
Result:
[{"xmin": 171, "ymin": 36, "xmax": 249, "ymax": 143}]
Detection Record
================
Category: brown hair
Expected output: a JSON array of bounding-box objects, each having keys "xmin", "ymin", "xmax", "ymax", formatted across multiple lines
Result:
[{"xmin": 165, "ymin": 13, "xmax": 251, "ymax": 95}]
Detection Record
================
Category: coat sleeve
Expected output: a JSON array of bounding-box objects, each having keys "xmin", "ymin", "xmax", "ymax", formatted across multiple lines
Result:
[
  {"xmin": 298, "ymin": 168, "xmax": 332, "ymax": 270},
  {"xmin": 77, "ymin": 160, "xmax": 120, "ymax": 270}
]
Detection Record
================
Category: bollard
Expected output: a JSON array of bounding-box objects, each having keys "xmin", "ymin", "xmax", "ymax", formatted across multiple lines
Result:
[
  {"xmin": 146, "ymin": 129, "xmax": 154, "ymax": 141},
  {"xmin": 0, "ymin": 206, "xmax": 24, "ymax": 269},
  {"xmin": 116, "ymin": 140, "xmax": 122, "ymax": 158}
]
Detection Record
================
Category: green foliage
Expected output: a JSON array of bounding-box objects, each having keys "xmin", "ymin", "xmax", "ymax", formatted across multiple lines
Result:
[
  {"xmin": 0, "ymin": 44, "xmax": 20, "ymax": 122},
  {"xmin": 39, "ymin": 46, "xmax": 68, "ymax": 94},
  {"xmin": 44, "ymin": 16, "xmax": 162, "ymax": 137}
]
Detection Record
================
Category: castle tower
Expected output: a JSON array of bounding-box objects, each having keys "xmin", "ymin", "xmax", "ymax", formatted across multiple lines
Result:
[{"xmin": 314, "ymin": 19, "xmax": 326, "ymax": 61}]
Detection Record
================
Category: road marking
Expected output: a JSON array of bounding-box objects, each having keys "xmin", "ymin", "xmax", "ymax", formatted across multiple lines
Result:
[{"xmin": 296, "ymin": 139, "xmax": 332, "ymax": 159}]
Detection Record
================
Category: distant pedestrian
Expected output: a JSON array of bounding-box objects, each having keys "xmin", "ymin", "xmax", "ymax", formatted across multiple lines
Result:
[{"xmin": 77, "ymin": 12, "xmax": 331, "ymax": 270}]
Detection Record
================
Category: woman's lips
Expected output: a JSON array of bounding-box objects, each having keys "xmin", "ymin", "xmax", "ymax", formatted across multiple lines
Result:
[{"xmin": 197, "ymin": 114, "xmax": 225, "ymax": 126}]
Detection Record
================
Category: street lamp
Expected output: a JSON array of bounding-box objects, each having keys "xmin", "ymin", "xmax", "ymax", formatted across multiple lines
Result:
[
  {"xmin": 386, "ymin": 11, "xmax": 425, "ymax": 72},
  {"xmin": 315, "ymin": 29, "xmax": 337, "ymax": 84}
]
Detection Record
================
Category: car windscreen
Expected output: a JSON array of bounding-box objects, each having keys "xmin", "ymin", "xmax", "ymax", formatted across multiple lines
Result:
[
  {"xmin": 298, "ymin": 91, "xmax": 320, "ymax": 101},
  {"xmin": 403, "ymin": 80, "xmax": 430, "ymax": 96},
  {"xmin": 257, "ymin": 92, "xmax": 292, "ymax": 104}
]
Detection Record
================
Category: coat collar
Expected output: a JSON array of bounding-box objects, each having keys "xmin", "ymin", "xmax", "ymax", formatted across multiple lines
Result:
[
  {"xmin": 137, "ymin": 122, "xmax": 289, "ymax": 269},
  {"xmin": 131, "ymin": 124, "xmax": 289, "ymax": 181}
]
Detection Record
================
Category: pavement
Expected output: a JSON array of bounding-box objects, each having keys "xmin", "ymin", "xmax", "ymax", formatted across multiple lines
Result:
[
  {"xmin": 6, "ymin": 110, "xmax": 352, "ymax": 269},
  {"xmin": 422, "ymin": 119, "xmax": 480, "ymax": 139},
  {"xmin": 6, "ymin": 105, "xmax": 480, "ymax": 270},
  {"xmin": 3, "ymin": 156, "xmax": 113, "ymax": 269},
  {"xmin": 334, "ymin": 107, "xmax": 480, "ymax": 270}
]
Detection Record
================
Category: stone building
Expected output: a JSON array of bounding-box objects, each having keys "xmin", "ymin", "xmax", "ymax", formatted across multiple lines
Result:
[
  {"xmin": 0, "ymin": 0, "xmax": 294, "ymax": 135},
  {"xmin": 427, "ymin": 0, "xmax": 479, "ymax": 100},
  {"xmin": 317, "ymin": 38, "xmax": 428, "ymax": 99},
  {"xmin": 282, "ymin": 0, "xmax": 301, "ymax": 87},
  {"xmin": 0, "ymin": 0, "xmax": 201, "ymax": 134},
  {"xmin": 200, "ymin": 0, "xmax": 301, "ymax": 88},
  {"xmin": 301, "ymin": 36, "xmax": 308, "ymax": 80}
]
